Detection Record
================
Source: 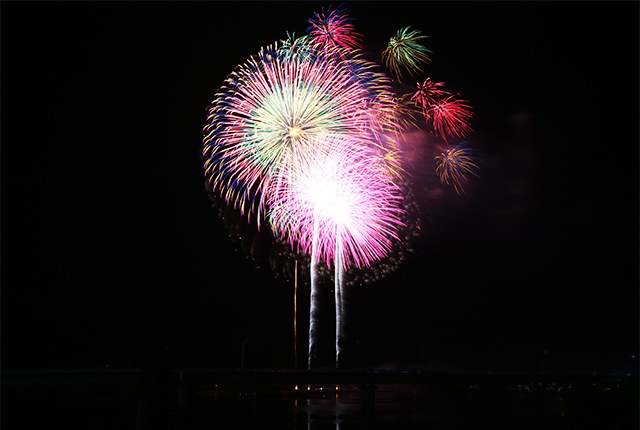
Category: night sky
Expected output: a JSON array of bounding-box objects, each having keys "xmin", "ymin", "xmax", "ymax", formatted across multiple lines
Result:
[{"xmin": 2, "ymin": 1, "xmax": 638, "ymax": 371}]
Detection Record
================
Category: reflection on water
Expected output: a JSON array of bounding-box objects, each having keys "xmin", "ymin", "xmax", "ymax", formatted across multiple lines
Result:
[
  {"xmin": 4, "ymin": 379, "xmax": 638, "ymax": 429},
  {"xmin": 190, "ymin": 383, "xmax": 637, "ymax": 430}
]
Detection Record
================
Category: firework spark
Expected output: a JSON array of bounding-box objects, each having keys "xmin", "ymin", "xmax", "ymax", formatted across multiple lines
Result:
[
  {"xmin": 382, "ymin": 26, "xmax": 432, "ymax": 82},
  {"xmin": 307, "ymin": 5, "xmax": 362, "ymax": 52},
  {"xmin": 435, "ymin": 142, "xmax": 480, "ymax": 194}
]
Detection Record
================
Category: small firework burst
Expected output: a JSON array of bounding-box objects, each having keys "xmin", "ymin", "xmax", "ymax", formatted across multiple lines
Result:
[
  {"xmin": 307, "ymin": 4, "xmax": 362, "ymax": 52},
  {"xmin": 410, "ymin": 77, "xmax": 448, "ymax": 117},
  {"xmin": 434, "ymin": 142, "xmax": 480, "ymax": 194},
  {"xmin": 382, "ymin": 26, "xmax": 432, "ymax": 82},
  {"xmin": 428, "ymin": 95, "xmax": 474, "ymax": 141}
]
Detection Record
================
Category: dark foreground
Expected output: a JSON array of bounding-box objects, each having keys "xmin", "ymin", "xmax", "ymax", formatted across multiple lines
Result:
[{"xmin": 3, "ymin": 368, "xmax": 638, "ymax": 429}]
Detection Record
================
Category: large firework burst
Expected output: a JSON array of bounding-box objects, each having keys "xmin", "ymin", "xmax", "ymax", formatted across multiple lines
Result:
[
  {"xmin": 203, "ymin": 37, "xmax": 399, "ymax": 227},
  {"xmin": 266, "ymin": 135, "xmax": 405, "ymax": 270}
]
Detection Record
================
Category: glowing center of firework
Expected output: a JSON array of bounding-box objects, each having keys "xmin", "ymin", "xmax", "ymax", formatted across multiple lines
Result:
[
  {"xmin": 289, "ymin": 126, "xmax": 302, "ymax": 138},
  {"xmin": 305, "ymin": 174, "xmax": 351, "ymax": 225}
]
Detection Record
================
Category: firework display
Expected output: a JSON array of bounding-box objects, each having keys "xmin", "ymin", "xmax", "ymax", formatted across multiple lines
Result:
[{"xmin": 203, "ymin": 5, "xmax": 481, "ymax": 367}]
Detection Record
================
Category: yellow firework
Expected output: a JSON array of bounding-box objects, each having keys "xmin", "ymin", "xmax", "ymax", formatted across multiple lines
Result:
[{"xmin": 435, "ymin": 142, "xmax": 480, "ymax": 194}]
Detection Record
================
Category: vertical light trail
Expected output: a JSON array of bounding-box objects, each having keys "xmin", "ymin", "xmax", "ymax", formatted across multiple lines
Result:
[
  {"xmin": 308, "ymin": 213, "xmax": 320, "ymax": 369},
  {"xmin": 294, "ymin": 259, "xmax": 298, "ymax": 368},
  {"xmin": 334, "ymin": 235, "xmax": 343, "ymax": 368}
]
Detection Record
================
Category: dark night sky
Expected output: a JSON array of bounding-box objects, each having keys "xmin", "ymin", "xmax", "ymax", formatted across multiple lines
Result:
[{"xmin": 2, "ymin": 1, "xmax": 638, "ymax": 371}]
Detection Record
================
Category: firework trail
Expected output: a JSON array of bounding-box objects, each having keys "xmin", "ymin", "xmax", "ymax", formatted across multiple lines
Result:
[
  {"xmin": 294, "ymin": 259, "xmax": 298, "ymax": 367},
  {"xmin": 382, "ymin": 27, "xmax": 432, "ymax": 83},
  {"xmin": 308, "ymin": 211, "xmax": 321, "ymax": 368},
  {"xmin": 307, "ymin": 4, "xmax": 362, "ymax": 52},
  {"xmin": 334, "ymin": 237, "xmax": 344, "ymax": 366},
  {"xmin": 435, "ymin": 142, "xmax": 480, "ymax": 194},
  {"xmin": 428, "ymin": 95, "xmax": 474, "ymax": 142}
]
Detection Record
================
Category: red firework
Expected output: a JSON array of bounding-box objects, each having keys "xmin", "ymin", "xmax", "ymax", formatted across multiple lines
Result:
[
  {"xmin": 410, "ymin": 77, "xmax": 448, "ymax": 116},
  {"xmin": 428, "ymin": 95, "xmax": 474, "ymax": 141},
  {"xmin": 307, "ymin": 5, "xmax": 362, "ymax": 52}
]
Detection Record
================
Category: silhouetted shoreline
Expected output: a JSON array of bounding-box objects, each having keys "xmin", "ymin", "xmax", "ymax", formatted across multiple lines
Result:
[{"xmin": 3, "ymin": 368, "xmax": 637, "ymax": 429}]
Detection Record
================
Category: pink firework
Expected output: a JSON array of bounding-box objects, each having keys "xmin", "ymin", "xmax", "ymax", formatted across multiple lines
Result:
[
  {"xmin": 266, "ymin": 135, "xmax": 405, "ymax": 270},
  {"xmin": 307, "ymin": 5, "xmax": 362, "ymax": 52},
  {"xmin": 410, "ymin": 77, "xmax": 448, "ymax": 116},
  {"xmin": 428, "ymin": 95, "xmax": 474, "ymax": 141},
  {"xmin": 203, "ymin": 37, "xmax": 399, "ymax": 226}
]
